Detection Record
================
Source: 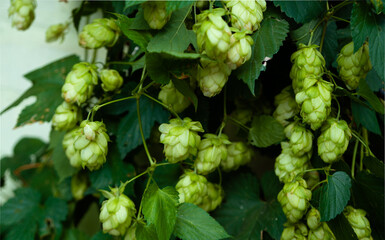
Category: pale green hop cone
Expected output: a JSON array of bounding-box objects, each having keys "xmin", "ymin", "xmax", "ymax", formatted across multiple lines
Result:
[
  {"xmin": 221, "ymin": 142, "xmax": 253, "ymax": 172},
  {"xmin": 158, "ymin": 81, "xmax": 191, "ymax": 113},
  {"xmin": 52, "ymin": 101, "xmax": 81, "ymax": 131},
  {"xmin": 273, "ymin": 86, "xmax": 300, "ymax": 127},
  {"xmin": 284, "ymin": 121, "xmax": 313, "ymax": 157},
  {"xmin": 100, "ymin": 69, "xmax": 123, "ymax": 92},
  {"xmin": 281, "ymin": 222, "xmax": 308, "ymax": 240},
  {"xmin": 8, "ymin": 0, "xmax": 36, "ymax": 30},
  {"xmin": 198, "ymin": 58, "xmax": 232, "ymax": 97},
  {"xmin": 226, "ymin": 32, "xmax": 253, "ymax": 70},
  {"xmin": 142, "ymin": 1, "xmax": 171, "ymax": 29},
  {"xmin": 79, "ymin": 18, "xmax": 120, "ymax": 49},
  {"xmin": 176, "ymin": 171, "xmax": 208, "ymax": 205},
  {"xmin": 46, "ymin": 23, "xmax": 68, "ymax": 42},
  {"xmin": 63, "ymin": 127, "xmax": 83, "ymax": 168},
  {"xmin": 198, "ymin": 182, "xmax": 224, "ymax": 212},
  {"xmin": 306, "ymin": 208, "xmax": 321, "ymax": 230},
  {"xmin": 225, "ymin": 0, "xmax": 266, "ymax": 31},
  {"xmin": 344, "ymin": 206, "xmax": 373, "ymax": 240},
  {"xmin": 308, "ymin": 223, "xmax": 336, "ymax": 240}
]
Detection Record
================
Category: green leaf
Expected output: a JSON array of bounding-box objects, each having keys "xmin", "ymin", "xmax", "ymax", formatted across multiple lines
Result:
[
  {"xmin": 174, "ymin": 203, "xmax": 230, "ymax": 240},
  {"xmin": 165, "ymin": 1, "xmax": 194, "ymax": 13},
  {"xmin": 322, "ymin": 21, "xmax": 338, "ymax": 67},
  {"xmin": 319, "ymin": 171, "xmax": 351, "ymax": 221},
  {"xmin": 273, "ymin": 1, "xmax": 326, "ymax": 23},
  {"xmin": 261, "ymin": 171, "xmax": 283, "ymax": 202},
  {"xmin": 37, "ymin": 197, "xmax": 68, "ymax": 238},
  {"xmin": 357, "ymin": 78, "xmax": 384, "ymax": 114},
  {"xmin": 152, "ymin": 163, "xmax": 182, "ymax": 188},
  {"xmin": 351, "ymin": 2, "xmax": 385, "ymax": 80},
  {"xmin": 172, "ymin": 78, "xmax": 198, "ymax": 111},
  {"xmin": 90, "ymin": 231, "xmax": 113, "ymax": 240},
  {"xmin": 124, "ymin": 0, "xmax": 146, "ymax": 10},
  {"xmin": 1, "ymin": 55, "xmax": 80, "ymax": 127},
  {"xmin": 142, "ymin": 184, "xmax": 179, "ymax": 240},
  {"xmin": 366, "ymin": 68, "xmax": 384, "ymax": 92},
  {"xmin": 351, "ymin": 100, "xmax": 381, "ymax": 135},
  {"xmin": 137, "ymin": 222, "xmax": 159, "ymax": 240},
  {"xmin": 235, "ymin": 16, "xmax": 289, "ymax": 94},
  {"xmin": 248, "ymin": 115, "xmax": 285, "ymax": 148},
  {"xmin": 4, "ymin": 218, "xmax": 37, "ymax": 240},
  {"xmin": 291, "ymin": 19, "xmax": 322, "ymax": 45},
  {"xmin": 326, "ymin": 213, "xmax": 359, "ymax": 240},
  {"xmin": 63, "ymin": 228, "xmax": 91, "ymax": 240},
  {"xmin": 363, "ymin": 156, "xmax": 384, "ymax": 178}
]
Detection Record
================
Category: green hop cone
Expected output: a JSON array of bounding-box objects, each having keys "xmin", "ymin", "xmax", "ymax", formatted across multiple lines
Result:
[
  {"xmin": 124, "ymin": 222, "xmax": 137, "ymax": 240},
  {"xmin": 46, "ymin": 23, "xmax": 68, "ymax": 43},
  {"xmin": 158, "ymin": 81, "xmax": 191, "ymax": 113},
  {"xmin": 73, "ymin": 120, "xmax": 110, "ymax": 171},
  {"xmin": 142, "ymin": 1, "xmax": 171, "ymax": 30},
  {"xmin": 195, "ymin": 133, "xmax": 231, "ymax": 175},
  {"xmin": 277, "ymin": 178, "xmax": 312, "ymax": 223},
  {"xmin": 337, "ymin": 42, "xmax": 372, "ymax": 90},
  {"xmin": 61, "ymin": 62, "xmax": 98, "ymax": 105},
  {"xmin": 196, "ymin": 0, "xmax": 209, "ymax": 9},
  {"xmin": 52, "ymin": 101, "xmax": 81, "ymax": 131},
  {"xmin": 317, "ymin": 118, "xmax": 351, "ymax": 164},
  {"xmin": 273, "ymin": 86, "xmax": 300, "ymax": 126},
  {"xmin": 274, "ymin": 142, "xmax": 310, "ymax": 183},
  {"xmin": 295, "ymin": 77, "xmax": 333, "ymax": 130},
  {"xmin": 308, "ymin": 223, "xmax": 336, "ymax": 240},
  {"xmin": 71, "ymin": 172, "xmax": 89, "ymax": 201},
  {"xmin": 8, "ymin": 0, "xmax": 36, "ymax": 30},
  {"xmin": 306, "ymin": 208, "xmax": 321, "ymax": 230},
  {"xmin": 100, "ymin": 69, "xmax": 124, "ymax": 92},
  {"xmin": 193, "ymin": 8, "xmax": 232, "ymax": 60},
  {"xmin": 284, "ymin": 121, "xmax": 313, "ymax": 157},
  {"xmin": 63, "ymin": 128, "xmax": 83, "ymax": 168},
  {"xmin": 198, "ymin": 58, "xmax": 232, "ymax": 97},
  {"xmin": 159, "ymin": 117, "xmax": 204, "ymax": 163},
  {"xmin": 281, "ymin": 222, "xmax": 308, "ymax": 240},
  {"xmin": 344, "ymin": 206, "xmax": 373, "ymax": 240},
  {"xmin": 99, "ymin": 185, "xmax": 136, "ymax": 236},
  {"xmin": 226, "ymin": 32, "xmax": 253, "ymax": 70},
  {"xmin": 79, "ymin": 18, "xmax": 120, "ymax": 49},
  {"xmin": 304, "ymin": 170, "xmax": 320, "ymax": 190},
  {"xmin": 176, "ymin": 171, "xmax": 208, "ymax": 205},
  {"xmin": 221, "ymin": 142, "xmax": 253, "ymax": 172},
  {"xmin": 198, "ymin": 182, "xmax": 224, "ymax": 212},
  {"xmin": 225, "ymin": 0, "xmax": 266, "ymax": 31},
  {"xmin": 290, "ymin": 44, "xmax": 326, "ymax": 94}
]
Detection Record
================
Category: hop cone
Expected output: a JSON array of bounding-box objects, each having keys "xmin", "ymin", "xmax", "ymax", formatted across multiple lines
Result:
[
  {"xmin": 71, "ymin": 172, "xmax": 88, "ymax": 201},
  {"xmin": 158, "ymin": 81, "xmax": 191, "ymax": 113},
  {"xmin": 281, "ymin": 222, "xmax": 308, "ymax": 240},
  {"xmin": 195, "ymin": 133, "xmax": 231, "ymax": 175},
  {"xmin": 193, "ymin": 8, "xmax": 232, "ymax": 60},
  {"xmin": 73, "ymin": 120, "xmax": 110, "ymax": 171},
  {"xmin": 295, "ymin": 77, "xmax": 333, "ymax": 130},
  {"xmin": 306, "ymin": 208, "xmax": 321, "ymax": 230},
  {"xmin": 52, "ymin": 101, "xmax": 81, "ymax": 131},
  {"xmin": 277, "ymin": 178, "xmax": 312, "ymax": 223},
  {"xmin": 344, "ymin": 206, "xmax": 373, "ymax": 240},
  {"xmin": 176, "ymin": 171, "xmax": 208, "ymax": 205},
  {"xmin": 273, "ymin": 86, "xmax": 300, "ymax": 126},
  {"xmin": 226, "ymin": 32, "xmax": 253, "ymax": 70},
  {"xmin": 100, "ymin": 69, "xmax": 123, "ymax": 92},
  {"xmin": 198, "ymin": 182, "xmax": 224, "ymax": 212},
  {"xmin": 63, "ymin": 128, "xmax": 83, "ymax": 168},
  {"xmin": 308, "ymin": 223, "xmax": 336, "ymax": 240},
  {"xmin": 290, "ymin": 44, "xmax": 325, "ymax": 94},
  {"xmin": 317, "ymin": 118, "xmax": 351, "ymax": 163},
  {"xmin": 61, "ymin": 62, "xmax": 98, "ymax": 105},
  {"xmin": 124, "ymin": 222, "xmax": 137, "ymax": 240},
  {"xmin": 337, "ymin": 42, "xmax": 372, "ymax": 90},
  {"xmin": 99, "ymin": 185, "xmax": 136, "ymax": 236},
  {"xmin": 46, "ymin": 23, "xmax": 68, "ymax": 42},
  {"xmin": 284, "ymin": 122, "xmax": 313, "ymax": 156},
  {"xmin": 8, "ymin": 0, "xmax": 36, "ymax": 30},
  {"xmin": 225, "ymin": 0, "xmax": 266, "ymax": 31},
  {"xmin": 79, "ymin": 18, "xmax": 120, "ymax": 49},
  {"xmin": 159, "ymin": 117, "xmax": 204, "ymax": 163},
  {"xmin": 304, "ymin": 170, "xmax": 320, "ymax": 190},
  {"xmin": 221, "ymin": 142, "xmax": 253, "ymax": 172},
  {"xmin": 142, "ymin": 1, "xmax": 171, "ymax": 29},
  {"xmin": 198, "ymin": 58, "xmax": 231, "ymax": 97}
]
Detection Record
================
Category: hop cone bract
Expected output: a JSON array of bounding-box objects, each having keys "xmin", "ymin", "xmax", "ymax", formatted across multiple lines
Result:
[
  {"xmin": 273, "ymin": 86, "xmax": 300, "ymax": 126},
  {"xmin": 225, "ymin": 0, "xmax": 266, "ymax": 31},
  {"xmin": 344, "ymin": 206, "xmax": 373, "ymax": 240},
  {"xmin": 198, "ymin": 58, "xmax": 231, "ymax": 97},
  {"xmin": 8, "ymin": 0, "xmax": 36, "ymax": 30},
  {"xmin": 143, "ymin": 1, "xmax": 171, "ymax": 29},
  {"xmin": 221, "ymin": 142, "xmax": 253, "ymax": 172},
  {"xmin": 176, "ymin": 171, "xmax": 208, "ymax": 205},
  {"xmin": 63, "ymin": 128, "xmax": 83, "ymax": 168},
  {"xmin": 158, "ymin": 81, "xmax": 191, "ymax": 113},
  {"xmin": 281, "ymin": 222, "xmax": 308, "ymax": 240},
  {"xmin": 52, "ymin": 101, "xmax": 81, "ymax": 131},
  {"xmin": 100, "ymin": 69, "xmax": 123, "ymax": 92},
  {"xmin": 198, "ymin": 182, "xmax": 224, "ymax": 212},
  {"xmin": 46, "ymin": 23, "xmax": 68, "ymax": 42},
  {"xmin": 308, "ymin": 223, "xmax": 336, "ymax": 240},
  {"xmin": 284, "ymin": 122, "xmax": 313, "ymax": 157},
  {"xmin": 79, "ymin": 18, "xmax": 120, "ymax": 49},
  {"xmin": 226, "ymin": 32, "xmax": 253, "ymax": 70}
]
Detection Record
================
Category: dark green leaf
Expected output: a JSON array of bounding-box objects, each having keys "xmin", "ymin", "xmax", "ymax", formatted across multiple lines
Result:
[
  {"xmin": 327, "ymin": 213, "xmax": 359, "ymax": 240},
  {"xmin": 291, "ymin": 19, "xmax": 322, "ymax": 45},
  {"xmin": 248, "ymin": 115, "xmax": 285, "ymax": 148},
  {"xmin": 175, "ymin": 203, "xmax": 230, "ymax": 240},
  {"xmin": 165, "ymin": 1, "xmax": 194, "ymax": 13},
  {"xmin": 124, "ymin": 0, "xmax": 146, "ymax": 10},
  {"xmin": 137, "ymin": 222, "xmax": 159, "ymax": 240},
  {"xmin": 322, "ymin": 21, "xmax": 338, "ymax": 67},
  {"xmin": 363, "ymin": 156, "xmax": 384, "ymax": 178},
  {"xmin": 4, "ymin": 218, "xmax": 37, "ymax": 240},
  {"xmin": 357, "ymin": 78, "xmax": 384, "ymax": 114},
  {"xmin": 172, "ymin": 78, "xmax": 198, "ymax": 111},
  {"xmin": 273, "ymin": 1, "xmax": 326, "ymax": 23},
  {"xmin": 90, "ymin": 231, "xmax": 113, "ymax": 240},
  {"xmin": 366, "ymin": 68, "xmax": 384, "ymax": 92},
  {"xmin": 63, "ymin": 228, "xmax": 90, "ymax": 240},
  {"xmin": 319, "ymin": 171, "xmax": 351, "ymax": 221},
  {"xmin": 1, "ymin": 55, "xmax": 80, "ymax": 127},
  {"xmin": 351, "ymin": 100, "xmax": 381, "ymax": 135},
  {"xmin": 235, "ymin": 16, "xmax": 289, "ymax": 94},
  {"xmin": 152, "ymin": 163, "xmax": 182, "ymax": 188},
  {"xmin": 37, "ymin": 197, "xmax": 68, "ymax": 238},
  {"xmin": 261, "ymin": 171, "xmax": 283, "ymax": 202}
]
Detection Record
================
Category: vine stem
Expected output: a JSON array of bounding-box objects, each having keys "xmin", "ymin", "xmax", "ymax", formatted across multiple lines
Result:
[
  {"xmin": 311, "ymin": 179, "xmax": 328, "ymax": 191},
  {"xmin": 351, "ymin": 138, "xmax": 359, "ymax": 179},
  {"xmin": 123, "ymin": 169, "xmax": 149, "ymax": 187},
  {"xmin": 228, "ymin": 116, "xmax": 250, "ymax": 131},
  {"xmin": 91, "ymin": 49, "xmax": 98, "ymax": 64},
  {"xmin": 334, "ymin": 96, "xmax": 341, "ymax": 120},
  {"xmin": 351, "ymin": 131, "xmax": 375, "ymax": 157},
  {"xmin": 142, "ymin": 92, "xmax": 181, "ymax": 119},
  {"xmin": 93, "ymin": 96, "xmax": 137, "ymax": 111},
  {"xmin": 137, "ymin": 97, "xmax": 154, "ymax": 166}
]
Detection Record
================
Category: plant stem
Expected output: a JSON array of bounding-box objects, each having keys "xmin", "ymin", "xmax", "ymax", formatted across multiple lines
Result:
[
  {"xmin": 142, "ymin": 92, "xmax": 181, "ymax": 119},
  {"xmin": 311, "ymin": 179, "xmax": 328, "ymax": 191},
  {"xmin": 123, "ymin": 169, "xmax": 149, "ymax": 187},
  {"xmin": 137, "ymin": 97, "xmax": 154, "ymax": 166},
  {"xmin": 334, "ymin": 96, "xmax": 341, "ymax": 120},
  {"xmin": 351, "ymin": 138, "xmax": 359, "ymax": 179},
  {"xmin": 218, "ymin": 168, "xmax": 222, "ymax": 185},
  {"xmin": 331, "ymin": 15, "xmax": 350, "ymax": 23},
  {"xmin": 91, "ymin": 49, "xmax": 98, "ymax": 64},
  {"xmin": 94, "ymin": 96, "xmax": 137, "ymax": 111},
  {"xmin": 228, "ymin": 116, "xmax": 250, "ymax": 131},
  {"xmin": 319, "ymin": 22, "xmax": 328, "ymax": 52},
  {"xmin": 352, "ymin": 131, "xmax": 375, "ymax": 157}
]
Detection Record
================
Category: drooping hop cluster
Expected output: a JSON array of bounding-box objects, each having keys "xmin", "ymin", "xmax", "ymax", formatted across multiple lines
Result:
[
  {"xmin": 176, "ymin": 171, "xmax": 208, "ymax": 205},
  {"xmin": 8, "ymin": 0, "xmax": 36, "ymax": 30},
  {"xmin": 79, "ymin": 18, "xmax": 120, "ymax": 49},
  {"xmin": 158, "ymin": 81, "xmax": 191, "ymax": 113},
  {"xmin": 100, "ymin": 69, "xmax": 124, "ymax": 92},
  {"xmin": 284, "ymin": 121, "xmax": 313, "ymax": 157},
  {"xmin": 63, "ymin": 128, "xmax": 82, "ymax": 168},
  {"xmin": 344, "ymin": 206, "xmax": 373, "ymax": 240},
  {"xmin": 278, "ymin": 178, "xmax": 312, "ymax": 223},
  {"xmin": 61, "ymin": 62, "xmax": 98, "ymax": 105},
  {"xmin": 159, "ymin": 117, "xmax": 204, "ymax": 163},
  {"xmin": 281, "ymin": 222, "xmax": 308, "ymax": 240},
  {"xmin": 307, "ymin": 208, "xmax": 335, "ymax": 240},
  {"xmin": 142, "ymin": 1, "xmax": 171, "ymax": 29},
  {"xmin": 99, "ymin": 185, "xmax": 137, "ymax": 236},
  {"xmin": 46, "ymin": 23, "xmax": 68, "ymax": 43},
  {"xmin": 337, "ymin": 41, "xmax": 372, "ymax": 90},
  {"xmin": 273, "ymin": 86, "xmax": 299, "ymax": 126},
  {"xmin": 225, "ymin": 0, "xmax": 266, "ymax": 31},
  {"xmin": 52, "ymin": 101, "xmax": 81, "ymax": 131},
  {"xmin": 195, "ymin": 133, "xmax": 231, "ymax": 175},
  {"xmin": 226, "ymin": 32, "xmax": 253, "ymax": 70},
  {"xmin": 198, "ymin": 182, "xmax": 224, "ymax": 212},
  {"xmin": 198, "ymin": 58, "xmax": 231, "ymax": 97},
  {"xmin": 317, "ymin": 118, "xmax": 351, "ymax": 164},
  {"xmin": 221, "ymin": 142, "xmax": 253, "ymax": 172}
]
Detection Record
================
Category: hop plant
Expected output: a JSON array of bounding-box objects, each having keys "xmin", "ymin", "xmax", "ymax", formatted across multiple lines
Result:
[
  {"xmin": 226, "ymin": 32, "xmax": 253, "ymax": 70},
  {"xmin": 306, "ymin": 208, "xmax": 321, "ymax": 230},
  {"xmin": 159, "ymin": 117, "xmax": 204, "ymax": 163},
  {"xmin": 79, "ymin": 18, "xmax": 120, "ymax": 49},
  {"xmin": 176, "ymin": 171, "xmax": 208, "ymax": 205},
  {"xmin": 317, "ymin": 118, "xmax": 351, "ymax": 164},
  {"xmin": 100, "ymin": 69, "xmax": 124, "ymax": 92},
  {"xmin": 46, "ymin": 23, "xmax": 68, "ymax": 43},
  {"xmin": 284, "ymin": 121, "xmax": 313, "ymax": 157},
  {"xmin": 195, "ymin": 133, "xmax": 231, "ymax": 175},
  {"xmin": 221, "ymin": 142, "xmax": 253, "ymax": 172},
  {"xmin": 8, "ymin": 0, "xmax": 36, "ymax": 30},
  {"xmin": 158, "ymin": 81, "xmax": 191, "ymax": 113},
  {"xmin": 193, "ymin": 8, "xmax": 232, "ymax": 61},
  {"xmin": 277, "ymin": 178, "xmax": 312, "ymax": 223},
  {"xmin": 142, "ymin": 1, "xmax": 171, "ymax": 30},
  {"xmin": 52, "ymin": 101, "xmax": 81, "ymax": 131},
  {"xmin": 73, "ymin": 120, "xmax": 110, "ymax": 171},
  {"xmin": 308, "ymin": 223, "xmax": 336, "ymax": 240},
  {"xmin": 273, "ymin": 86, "xmax": 300, "ymax": 126},
  {"xmin": 124, "ymin": 222, "xmax": 137, "ymax": 240},
  {"xmin": 281, "ymin": 222, "xmax": 308, "ymax": 240},
  {"xmin": 99, "ymin": 185, "xmax": 136, "ymax": 236},
  {"xmin": 198, "ymin": 182, "xmax": 224, "ymax": 212},
  {"xmin": 337, "ymin": 42, "xmax": 372, "ymax": 90},
  {"xmin": 295, "ymin": 77, "xmax": 333, "ymax": 130},
  {"xmin": 63, "ymin": 128, "xmax": 83, "ymax": 168},
  {"xmin": 304, "ymin": 170, "xmax": 320, "ymax": 190},
  {"xmin": 198, "ymin": 58, "xmax": 232, "ymax": 97},
  {"xmin": 290, "ymin": 44, "xmax": 326, "ymax": 94},
  {"xmin": 61, "ymin": 62, "xmax": 98, "ymax": 105},
  {"xmin": 71, "ymin": 172, "xmax": 88, "ymax": 201},
  {"xmin": 225, "ymin": 0, "xmax": 266, "ymax": 31},
  {"xmin": 344, "ymin": 206, "xmax": 373, "ymax": 240}
]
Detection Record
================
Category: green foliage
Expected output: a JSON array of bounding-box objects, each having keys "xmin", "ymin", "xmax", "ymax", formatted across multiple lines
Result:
[
  {"xmin": 248, "ymin": 115, "xmax": 285, "ymax": 148},
  {"xmin": 273, "ymin": 1, "xmax": 326, "ymax": 23},
  {"xmin": 137, "ymin": 222, "xmax": 158, "ymax": 240},
  {"xmin": 351, "ymin": 100, "xmax": 381, "ymax": 135},
  {"xmin": 357, "ymin": 78, "xmax": 384, "ymax": 115},
  {"xmin": 327, "ymin": 213, "xmax": 359, "ymax": 240}
]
